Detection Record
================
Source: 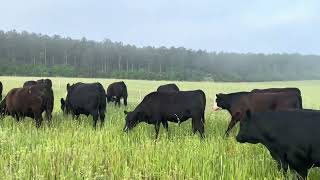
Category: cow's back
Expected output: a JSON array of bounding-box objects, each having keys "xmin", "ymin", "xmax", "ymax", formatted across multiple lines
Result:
[
  {"xmin": 157, "ymin": 84, "xmax": 179, "ymax": 92},
  {"xmin": 251, "ymin": 87, "xmax": 301, "ymax": 95},
  {"xmin": 140, "ymin": 90, "xmax": 205, "ymax": 113},
  {"xmin": 251, "ymin": 92, "xmax": 301, "ymax": 111},
  {"xmin": 67, "ymin": 83, "xmax": 106, "ymax": 110}
]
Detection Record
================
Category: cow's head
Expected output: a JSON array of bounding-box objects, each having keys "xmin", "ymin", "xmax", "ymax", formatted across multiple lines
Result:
[
  {"xmin": 60, "ymin": 98, "xmax": 69, "ymax": 114},
  {"xmin": 123, "ymin": 110, "xmax": 143, "ymax": 132},
  {"xmin": 106, "ymin": 95, "xmax": 116, "ymax": 103},
  {"xmin": 215, "ymin": 93, "xmax": 231, "ymax": 110},
  {"xmin": 236, "ymin": 110, "xmax": 260, "ymax": 144}
]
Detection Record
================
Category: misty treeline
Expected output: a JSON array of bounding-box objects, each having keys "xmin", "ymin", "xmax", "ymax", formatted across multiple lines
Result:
[{"xmin": 1, "ymin": 30, "xmax": 320, "ymax": 81}]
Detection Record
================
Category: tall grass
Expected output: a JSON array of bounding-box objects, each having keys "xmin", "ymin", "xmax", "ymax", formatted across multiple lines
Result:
[{"xmin": 0, "ymin": 76, "xmax": 319, "ymax": 179}]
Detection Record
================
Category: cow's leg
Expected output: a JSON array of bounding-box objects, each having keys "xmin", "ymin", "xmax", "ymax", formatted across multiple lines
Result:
[
  {"xmin": 294, "ymin": 168, "xmax": 308, "ymax": 180},
  {"xmin": 154, "ymin": 118, "xmax": 161, "ymax": 139},
  {"xmin": 15, "ymin": 113, "xmax": 20, "ymax": 122},
  {"xmin": 268, "ymin": 149, "xmax": 288, "ymax": 175},
  {"xmin": 34, "ymin": 112, "xmax": 43, "ymax": 128},
  {"xmin": 72, "ymin": 113, "xmax": 76, "ymax": 120},
  {"xmin": 286, "ymin": 152, "xmax": 308, "ymax": 180},
  {"xmin": 192, "ymin": 114, "xmax": 205, "ymax": 138},
  {"xmin": 161, "ymin": 120, "xmax": 169, "ymax": 133},
  {"xmin": 124, "ymin": 97, "xmax": 128, "ymax": 106},
  {"xmin": 99, "ymin": 109, "xmax": 106, "ymax": 128},
  {"xmin": 46, "ymin": 110, "xmax": 52, "ymax": 127},
  {"xmin": 117, "ymin": 97, "xmax": 121, "ymax": 107},
  {"xmin": 224, "ymin": 118, "xmax": 238, "ymax": 137},
  {"xmin": 91, "ymin": 110, "xmax": 99, "ymax": 129},
  {"xmin": 72, "ymin": 112, "xmax": 80, "ymax": 120}
]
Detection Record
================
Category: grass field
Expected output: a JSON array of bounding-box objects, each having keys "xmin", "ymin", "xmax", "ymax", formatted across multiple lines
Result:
[{"xmin": 0, "ymin": 76, "xmax": 319, "ymax": 179}]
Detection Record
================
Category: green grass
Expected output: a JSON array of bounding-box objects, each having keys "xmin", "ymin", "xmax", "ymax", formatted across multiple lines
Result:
[{"xmin": 0, "ymin": 76, "xmax": 320, "ymax": 179}]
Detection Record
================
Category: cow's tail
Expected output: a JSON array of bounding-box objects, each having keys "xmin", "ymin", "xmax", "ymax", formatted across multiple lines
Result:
[
  {"xmin": 99, "ymin": 87, "xmax": 107, "ymax": 117},
  {"xmin": 199, "ymin": 90, "xmax": 206, "ymax": 124}
]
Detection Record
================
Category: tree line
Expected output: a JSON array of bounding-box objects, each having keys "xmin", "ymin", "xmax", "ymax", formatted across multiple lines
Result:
[{"xmin": 0, "ymin": 30, "xmax": 319, "ymax": 82}]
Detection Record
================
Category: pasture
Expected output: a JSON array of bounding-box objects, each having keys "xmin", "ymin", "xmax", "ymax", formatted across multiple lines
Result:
[{"xmin": 0, "ymin": 76, "xmax": 319, "ymax": 179}]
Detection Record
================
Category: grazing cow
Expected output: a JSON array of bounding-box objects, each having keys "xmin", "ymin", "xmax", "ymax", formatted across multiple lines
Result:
[
  {"xmin": 215, "ymin": 91, "xmax": 302, "ymax": 136},
  {"xmin": 106, "ymin": 81, "xmax": 128, "ymax": 106},
  {"xmin": 123, "ymin": 90, "xmax": 206, "ymax": 138},
  {"xmin": 0, "ymin": 86, "xmax": 52, "ymax": 127},
  {"xmin": 23, "ymin": 79, "xmax": 52, "ymax": 88},
  {"xmin": 236, "ymin": 109, "xmax": 320, "ymax": 179},
  {"xmin": 61, "ymin": 82, "xmax": 106, "ymax": 128},
  {"xmin": 157, "ymin": 83, "xmax": 179, "ymax": 92},
  {"xmin": 0, "ymin": 81, "xmax": 2, "ymax": 100}
]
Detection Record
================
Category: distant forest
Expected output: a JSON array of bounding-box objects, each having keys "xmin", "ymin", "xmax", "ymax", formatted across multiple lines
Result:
[{"xmin": 0, "ymin": 30, "xmax": 319, "ymax": 82}]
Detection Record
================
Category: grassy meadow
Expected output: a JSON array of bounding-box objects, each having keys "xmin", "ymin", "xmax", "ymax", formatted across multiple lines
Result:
[{"xmin": 0, "ymin": 76, "xmax": 320, "ymax": 179}]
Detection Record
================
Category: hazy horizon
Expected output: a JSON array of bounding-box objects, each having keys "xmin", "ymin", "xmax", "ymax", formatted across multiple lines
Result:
[{"xmin": 1, "ymin": 0, "xmax": 319, "ymax": 55}]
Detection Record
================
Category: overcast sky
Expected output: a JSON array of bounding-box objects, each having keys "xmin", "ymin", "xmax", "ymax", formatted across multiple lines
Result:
[{"xmin": 0, "ymin": 0, "xmax": 319, "ymax": 54}]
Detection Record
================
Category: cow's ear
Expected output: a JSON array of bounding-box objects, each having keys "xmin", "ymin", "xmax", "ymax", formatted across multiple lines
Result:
[
  {"xmin": 66, "ymin": 83, "xmax": 70, "ymax": 91},
  {"xmin": 61, "ymin": 98, "xmax": 65, "ymax": 105},
  {"xmin": 245, "ymin": 109, "xmax": 252, "ymax": 120},
  {"xmin": 124, "ymin": 110, "xmax": 128, "ymax": 115}
]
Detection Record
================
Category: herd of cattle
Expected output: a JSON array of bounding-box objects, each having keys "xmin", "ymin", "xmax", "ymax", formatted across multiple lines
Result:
[{"xmin": 0, "ymin": 79, "xmax": 318, "ymax": 179}]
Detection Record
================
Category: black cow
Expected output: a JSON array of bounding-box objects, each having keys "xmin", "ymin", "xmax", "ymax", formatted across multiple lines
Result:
[
  {"xmin": 0, "ymin": 81, "xmax": 2, "ymax": 100},
  {"xmin": 106, "ymin": 81, "xmax": 128, "ymax": 106},
  {"xmin": 157, "ymin": 83, "xmax": 179, "ymax": 92},
  {"xmin": 23, "ymin": 79, "xmax": 52, "ymax": 88},
  {"xmin": 123, "ymin": 90, "xmax": 206, "ymax": 138},
  {"xmin": 236, "ymin": 109, "xmax": 320, "ymax": 179},
  {"xmin": 0, "ymin": 86, "xmax": 52, "ymax": 127},
  {"xmin": 61, "ymin": 82, "xmax": 107, "ymax": 128},
  {"xmin": 214, "ymin": 91, "xmax": 302, "ymax": 136}
]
